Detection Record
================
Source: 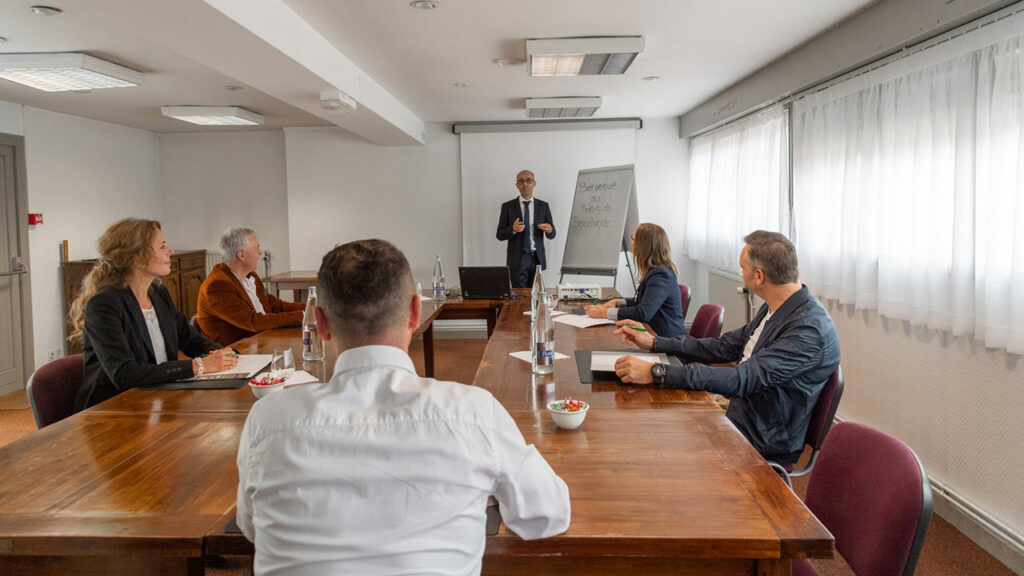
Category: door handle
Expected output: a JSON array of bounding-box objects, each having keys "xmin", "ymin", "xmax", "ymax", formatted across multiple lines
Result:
[{"xmin": 0, "ymin": 256, "xmax": 28, "ymax": 277}]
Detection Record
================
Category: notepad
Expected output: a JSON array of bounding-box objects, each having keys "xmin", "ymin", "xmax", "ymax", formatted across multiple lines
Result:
[
  {"xmin": 590, "ymin": 351, "xmax": 670, "ymax": 372},
  {"xmin": 552, "ymin": 314, "xmax": 614, "ymax": 329}
]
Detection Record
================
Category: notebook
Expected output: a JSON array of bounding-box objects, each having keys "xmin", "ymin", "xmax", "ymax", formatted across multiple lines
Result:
[{"xmin": 458, "ymin": 266, "xmax": 512, "ymax": 299}]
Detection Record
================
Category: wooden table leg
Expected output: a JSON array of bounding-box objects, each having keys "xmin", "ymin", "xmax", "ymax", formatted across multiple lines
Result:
[
  {"xmin": 423, "ymin": 323, "xmax": 435, "ymax": 378},
  {"xmin": 486, "ymin": 308, "xmax": 498, "ymax": 338}
]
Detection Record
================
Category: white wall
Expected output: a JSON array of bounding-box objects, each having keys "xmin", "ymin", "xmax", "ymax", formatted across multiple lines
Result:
[
  {"xmin": 635, "ymin": 118, "xmax": 700, "ymax": 303},
  {"xmin": 0, "ymin": 100, "xmax": 24, "ymax": 135},
  {"xmin": 21, "ymin": 106, "xmax": 161, "ymax": 369},
  {"xmin": 158, "ymin": 131, "xmax": 291, "ymax": 273},
  {"xmin": 283, "ymin": 124, "xmax": 461, "ymax": 288}
]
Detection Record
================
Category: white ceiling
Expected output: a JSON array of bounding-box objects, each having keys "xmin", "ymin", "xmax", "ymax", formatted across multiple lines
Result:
[{"xmin": 0, "ymin": 0, "xmax": 874, "ymax": 144}]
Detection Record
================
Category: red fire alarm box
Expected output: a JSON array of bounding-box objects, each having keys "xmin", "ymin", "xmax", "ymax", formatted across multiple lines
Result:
[{"xmin": 28, "ymin": 213, "xmax": 43, "ymax": 225}]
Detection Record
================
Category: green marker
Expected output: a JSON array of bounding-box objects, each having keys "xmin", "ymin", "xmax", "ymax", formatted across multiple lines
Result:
[{"xmin": 626, "ymin": 325, "xmax": 649, "ymax": 332}]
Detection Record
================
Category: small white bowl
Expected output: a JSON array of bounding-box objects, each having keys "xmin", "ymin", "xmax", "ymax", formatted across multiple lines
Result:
[
  {"xmin": 547, "ymin": 399, "xmax": 589, "ymax": 429},
  {"xmin": 249, "ymin": 379, "xmax": 285, "ymax": 398}
]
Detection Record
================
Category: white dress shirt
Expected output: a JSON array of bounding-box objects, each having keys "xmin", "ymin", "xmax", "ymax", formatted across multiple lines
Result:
[
  {"xmin": 234, "ymin": 271, "xmax": 266, "ymax": 314},
  {"xmin": 520, "ymin": 197, "xmax": 536, "ymax": 252},
  {"xmin": 236, "ymin": 345, "xmax": 570, "ymax": 576}
]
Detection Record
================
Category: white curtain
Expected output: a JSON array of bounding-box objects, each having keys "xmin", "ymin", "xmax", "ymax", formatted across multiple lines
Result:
[
  {"xmin": 793, "ymin": 14, "xmax": 1024, "ymax": 353},
  {"xmin": 686, "ymin": 106, "xmax": 789, "ymax": 273}
]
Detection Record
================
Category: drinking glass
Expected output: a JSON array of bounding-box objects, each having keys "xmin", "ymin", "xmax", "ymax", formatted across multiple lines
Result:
[{"xmin": 270, "ymin": 348, "xmax": 295, "ymax": 382}]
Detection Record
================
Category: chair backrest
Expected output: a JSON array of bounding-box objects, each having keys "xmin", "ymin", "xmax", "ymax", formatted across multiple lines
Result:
[
  {"xmin": 26, "ymin": 354, "xmax": 85, "ymax": 429},
  {"xmin": 788, "ymin": 366, "xmax": 844, "ymax": 476},
  {"xmin": 804, "ymin": 422, "xmax": 933, "ymax": 576},
  {"xmin": 689, "ymin": 303, "xmax": 724, "ymax": 339},
  {"xmin": 678, "ymin": 284, "xmax": 691, "ymax": 320}
]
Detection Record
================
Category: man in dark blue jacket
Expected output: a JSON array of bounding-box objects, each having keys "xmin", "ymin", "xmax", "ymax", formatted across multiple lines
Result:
[
  {"xmin": 496, "ymin": 170, "xmax": 556, "ymax": 288},
  {"xmin": 614, "ymin": 231, "xmax": 840, "ymax": 465}
]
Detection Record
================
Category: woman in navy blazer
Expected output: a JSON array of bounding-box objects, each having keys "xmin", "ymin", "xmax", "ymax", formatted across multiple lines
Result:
[
  {"xmin": 585, "ymin": 223, "xmax": 686, "ymax": 337},
  {"xmin": 69, "ymin": 218, "xmax": 239, "ymax": 412}
]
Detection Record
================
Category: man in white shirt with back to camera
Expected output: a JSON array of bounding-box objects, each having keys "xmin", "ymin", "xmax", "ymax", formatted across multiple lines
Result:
[{"xmin": 236, "ymin": 238, "xmax": 570, "ymax": 576}]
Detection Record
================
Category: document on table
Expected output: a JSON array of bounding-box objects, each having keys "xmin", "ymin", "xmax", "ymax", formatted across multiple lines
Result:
[
  {"xmin": 283, "ymin": 370, "xmax": 320, "ymax": 387},
  {"xmin": 590, "ymin": 351, "xmax": 670, "ymax": 372},
  {"xmin": 553, "ymin": 314, "xmax": 614, "ymax": 328},
  {"xmin": 188, "ymin": 354, "xmax": 272, "ymax": 381},
  {"xmin": 509, "ymin": 350, "xmax": 570, "ymax": 363}
]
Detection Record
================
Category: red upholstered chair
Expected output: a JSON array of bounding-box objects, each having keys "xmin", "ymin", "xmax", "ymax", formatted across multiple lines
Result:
[
  {"xmin": 26, "ymin": 354, "xmax": 85, "ymax": 428},
  {"xmin": 678, "ymin": 284, "xmax": 692, "ymax": 320},
  {"xmin": 793, "ymin": 422, "xmax": 933, "ymax": 576},
  {"xmin": 689, "ymin": 303, "xmax": 724, "ymax": 339},
  {"xmin": 785, "ymin": 366, "xmax": 844, "ymax": 478}
]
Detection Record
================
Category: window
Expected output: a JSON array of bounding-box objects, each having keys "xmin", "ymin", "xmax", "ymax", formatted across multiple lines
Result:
[
  {"xmin": 686, "ymin": 106, "xmax": 789, "ymax": 274},
  {"xmin": 792, "ymin": 13, "xmax": 1024, "ymax": 353}
]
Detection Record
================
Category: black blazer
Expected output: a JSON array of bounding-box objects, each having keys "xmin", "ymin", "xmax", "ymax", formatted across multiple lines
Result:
[
  {"xmin": 496, "ymin": 196, "xmax": 556, "ymax": 269},
  {"xmin": 616, "ymin": 266, "xmax": 686, "ymax": 338},
  {"xmin": 74, "ymin": 283, "xmax": 221, "ymax": 412}
]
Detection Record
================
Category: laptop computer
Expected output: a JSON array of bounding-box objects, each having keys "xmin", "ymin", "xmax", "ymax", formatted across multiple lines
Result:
[{"xmin": 458, "ymin": 266, "xmax": 512, "ymax": 299}]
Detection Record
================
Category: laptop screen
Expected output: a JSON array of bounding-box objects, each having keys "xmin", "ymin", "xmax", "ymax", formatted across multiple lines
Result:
[{"xmin": 458, "ymin": 266, "xmax": 512, "ymax": 299}]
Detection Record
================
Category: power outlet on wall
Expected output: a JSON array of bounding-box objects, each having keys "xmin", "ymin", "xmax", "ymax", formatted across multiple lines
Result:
[{"xmin": 48, "ymin": 348, "xmax": 63, "ymax": 362}]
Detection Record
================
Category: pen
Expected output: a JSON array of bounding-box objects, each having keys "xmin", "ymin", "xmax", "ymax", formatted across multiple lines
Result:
[{"xmin": 625, "ymin": 325, "xmax": 649, "ymax": 332}]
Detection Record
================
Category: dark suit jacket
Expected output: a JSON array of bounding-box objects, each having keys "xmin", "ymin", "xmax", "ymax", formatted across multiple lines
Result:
[
  {"xmin": 654, "ymin": 286, "xmax": 840, "ymax": 462},
  {"xmin": 196, "ymin": 263, "xmax": 305, "ymax": 346},
  {"xmin": 74, "ymin": 283, "xmax": 221, "ymax": 412},
  {"xmin": 616, "ymin": 266, "xmax": 686, "ymax": 338},
  {"xmin": 496, "ymin": 196, "xmax": 556, "ymax": 270}
]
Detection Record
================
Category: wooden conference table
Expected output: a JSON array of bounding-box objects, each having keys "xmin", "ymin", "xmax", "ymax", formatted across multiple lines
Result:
[{"xmin": 0, "ymin": 289, "xmax": 832, "ymax": 576}]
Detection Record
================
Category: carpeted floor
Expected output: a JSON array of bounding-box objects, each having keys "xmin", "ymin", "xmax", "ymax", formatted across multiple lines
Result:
[{"xmin": 1, "ymin": 337, "xmax": 1016, "ymax": 575}]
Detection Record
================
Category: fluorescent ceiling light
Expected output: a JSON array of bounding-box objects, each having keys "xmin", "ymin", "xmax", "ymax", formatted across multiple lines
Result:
[
  {"xmin": 527, "ymin": 37, "xmax": 644, "ymax": 76},
  {"xmin": 525, "ymin": 97, "xmax": 602, "ymax": 118},
  {"xmin": 161, "ymin": 106, "xmax": 264, "ymax": 126},
  {"xmin": 0, "ymin": 53, "xmax": 143, "ymax": 92}
]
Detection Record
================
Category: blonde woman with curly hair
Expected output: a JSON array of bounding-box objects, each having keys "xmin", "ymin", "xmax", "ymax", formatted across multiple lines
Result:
[
  {"xmin": 69, "ymin": 218, "xmax": 237, "ymax": 411},
  {"xmin": 584, "ymin": 223, "xmax": 686, "ymax": 337}
]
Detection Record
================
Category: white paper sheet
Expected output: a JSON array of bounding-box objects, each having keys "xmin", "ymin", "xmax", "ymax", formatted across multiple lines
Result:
[
  {"xmin": 509, "ymin": 350, "xmax": 570, "ymax": 363},
  {"xmin": 590, "ymin": 351, "xmax": 669, "ymax": 372},
  {"xmin": 190, "ymin": 354, "xmax": 272, "ymax": 381},
  {"xmin": 283, "ymin": 370, "xmax": 320, "ymax": 387},
  {"xmin": 553, "ymin": 314, "xmax": 614, "ymax": 329}
]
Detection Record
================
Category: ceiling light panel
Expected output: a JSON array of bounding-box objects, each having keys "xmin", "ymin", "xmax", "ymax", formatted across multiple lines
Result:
[
  {"xmin": 527, "ymin": 37, "xmax": 644, "ymax": 77},
  {"xmin": 0, "ymin": 53, "xmax": 143, "ymax": 92},
  {"xmin": 525, "ymin": 97, "xmax": 602, "ymax": 118},
  {"xmin": 161, "ymin": 106, "xmax": 264, "ymax": 126}
]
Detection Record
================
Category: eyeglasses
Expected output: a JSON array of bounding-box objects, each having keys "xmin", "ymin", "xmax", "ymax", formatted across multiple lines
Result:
[{"xmin": 516, "ymin": 178, "xmax": 534, "ymax": 184}]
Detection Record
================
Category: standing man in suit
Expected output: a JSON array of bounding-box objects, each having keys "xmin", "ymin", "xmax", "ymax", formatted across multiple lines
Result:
[
  {"xmin": 196, "ymin": 228, "xmax": 305, "ymax": 345},
  {"xmin": 496, "ymin": 170, "xmax": 557, "ymax": 288}
]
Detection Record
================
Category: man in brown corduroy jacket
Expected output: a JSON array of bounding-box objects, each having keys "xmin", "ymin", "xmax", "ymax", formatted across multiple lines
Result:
[{"xmin": 196, "ymin": 228, "xmax": 304, "ymax": 346}]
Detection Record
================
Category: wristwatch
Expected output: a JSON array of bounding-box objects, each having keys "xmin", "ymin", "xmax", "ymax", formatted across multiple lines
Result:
[{"xmin": 650, "ymin": 362, "xmax": 667, "ymax": 386}]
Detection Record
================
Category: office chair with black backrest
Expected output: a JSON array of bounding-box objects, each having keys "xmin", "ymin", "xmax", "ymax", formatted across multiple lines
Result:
[
  {"xmin": 26, "ymin": 354, "xmax": 85, "ymax": 428},
  {"xmin": 689, "ymin": 303, "xmax": 725, "ymax": 339},
  {"xmin": 678, "ymin": 284, "xmax": 691, "ymax": 320},
  {"xmin": 792, "ymin": 422, "xmax": 933, "ymax": 576}
]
